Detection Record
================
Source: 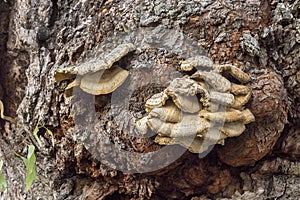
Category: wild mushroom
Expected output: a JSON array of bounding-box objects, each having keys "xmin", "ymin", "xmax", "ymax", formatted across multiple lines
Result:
[
  {"xmin": 54, "ymin": 43, "xmax": 135, "ymax": 96},
  {"xmin": 209, "ymin": 91, "xmax": 235, "ymax": 106},
  {"xmin": 215, "ymin": 64, "xmax": 251, "ymax": 83},
  {"xmin": 135, "ymin": 116, "xmax": 149, "ymax": 135},
  {"xmin": 135, "ymin": 55, "xmax": 255, "ymax": 153},
  {"xmin": 164, "ymin": 77, "xmax": 209, "ymax": 112},
  {"xmin": 154, "ymin": 135, "xmax": 210, "ymax": 154},
  {"xmin": 171, "ymin": 114, "xmax": 210, "ymax": 137},
  {"xmin": 79, "ymin": 65, "xmax": 129, "ymax": 95},
  {"xmin": 219, "ymin": 122, "xmax": 246, "ymax": 137},
  {"xmin": 180, "ymin": 55, "xmax": 214, "ymax": 71},
  {"xmin": 146, "ymin": 114, "xmax": 210, "ymax": 138},
  {"xmin": 199, "ymin": 108, "xmax": 244, "ymax": 123},
  {"xmin": 199, "ymin": 108, "xmax": 255, "ymax": 124},
  {"xmin": 166, "ymin": 93, "xmax": 201, "ymax": 113},
  {"xmin": 145, "ymin": 92, "xmax": 169, "ymax": 112},
  {"xmin": 148, "ymin": 101, "xmax": 183, "ymax": 123},
  {"xmin": 54, "ymin": 43, "xmax": 135, "ymax": 80},
  {"xmin": 190, "ymin": 70, "xmax": 231, "ymax": 93}
]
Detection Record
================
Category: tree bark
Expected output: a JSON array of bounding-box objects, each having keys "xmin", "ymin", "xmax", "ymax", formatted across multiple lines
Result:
[{"xmin": 0, "ymin": 0, "xmax": 299, "ymax": 199}]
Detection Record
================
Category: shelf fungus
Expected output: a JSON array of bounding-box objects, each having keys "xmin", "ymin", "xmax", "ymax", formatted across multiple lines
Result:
[
  {"xmin": 180, "ymin": 56, "xmax": 215, "ymax": 71},
  {"xmin": 136, "ymin": 56, "xmax": 255, "ymax": 153},
  {"xmin": 54, "ymin": 43, "xmax": 135, "ymax": 96}
]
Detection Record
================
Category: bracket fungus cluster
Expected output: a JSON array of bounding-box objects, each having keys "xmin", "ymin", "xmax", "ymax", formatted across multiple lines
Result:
[
  {"xmin": 136, "ymin": 56, "xmax": 255, "ymax": 153},
  {"xmin": 54, "ymin": 43, "xmax": 135, "ymax": 96}
]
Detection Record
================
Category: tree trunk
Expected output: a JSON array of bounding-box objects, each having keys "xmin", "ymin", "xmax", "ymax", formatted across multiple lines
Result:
[{"xmin": 0, "ymin": 0, "xmax": 299, "ymax": 199}]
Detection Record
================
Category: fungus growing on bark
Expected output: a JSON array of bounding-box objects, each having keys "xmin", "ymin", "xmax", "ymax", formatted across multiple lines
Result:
[
  {"xmin": 54, "ymin": 43, "xmax": 135, "ymax": 96},
  {"xmin": 136, "ymin": 56, "xmax": 255, "ymax": 153}
]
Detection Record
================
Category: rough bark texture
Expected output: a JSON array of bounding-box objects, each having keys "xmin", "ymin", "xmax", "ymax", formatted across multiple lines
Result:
[{"xmin": 0, "ymin": 0, "xmax": 299, "ymax": 199}]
